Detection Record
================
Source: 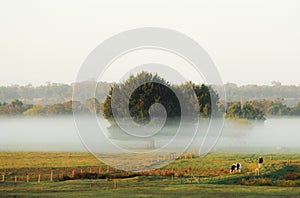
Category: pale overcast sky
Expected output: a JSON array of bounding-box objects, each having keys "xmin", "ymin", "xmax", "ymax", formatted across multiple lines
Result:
[{"xmin": 0, "ymin": 0, "xmax": 299, "ymax": 86}]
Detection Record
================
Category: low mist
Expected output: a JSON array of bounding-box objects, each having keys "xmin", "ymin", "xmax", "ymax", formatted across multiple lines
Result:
[{"xmin": 0, "ymin": 116, "xmax": 299, "ymax": 153}]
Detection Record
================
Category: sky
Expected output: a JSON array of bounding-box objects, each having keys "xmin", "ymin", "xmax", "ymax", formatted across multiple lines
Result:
[{"xmin": 0, "ymin": 0, "xmax": 300, "ymax": 86}]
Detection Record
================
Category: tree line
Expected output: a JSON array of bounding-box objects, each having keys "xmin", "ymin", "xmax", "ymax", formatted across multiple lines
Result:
[
  {"xmin": 2, "ymin": 97, "xmax": 299, "ymax": 119},
  {"xmin": 1, "ymin": 73, "xmax": 300, "ymax": 120},
  {"xmin": 1, "ymin": 81, "xmax": 300, "ymax": 107},
  {"xmin": 225, "ymin": 99, "xmax": 300, "ymax": 120},
  {"xmin": 0, "ymin": 81, "xmax": 112, "ymax": 106},
  {"xmin": 214, "ymin": 82, "xmax": 300, "ymax": 107},
  {"xmin": 0, "ymin": 98, "xmax": 100, "ymax": 116}
]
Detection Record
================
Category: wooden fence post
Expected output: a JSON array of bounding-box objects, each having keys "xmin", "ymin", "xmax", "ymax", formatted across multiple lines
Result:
[
  {"xmin": 26, "ymin": 174, "xmax": 30, "ymax": 183},
  {"xmin": 14, "ymin": 176, "xmax": 17, "ymax": 183},
  {"xmin": 50, "ymin": 170, "xmax": 53, "ymax": 182},
  {"xmin": 72, "ymin": 169, "xmax": 75, "ymax": 178},
  {"xmin": 38, "ymin": 174, "xmax": 41, "ymax": 183},
  {"xmin": 114, "ymin": 179, "xmax": 117, "ymax": 188},
  {"xmin": 2, "ymin": 174, "xmax": 4, "ymax": 182}
]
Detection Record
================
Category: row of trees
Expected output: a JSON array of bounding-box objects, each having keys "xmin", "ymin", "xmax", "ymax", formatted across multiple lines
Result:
[
  {"xmin": 2, "ymin": 81, "xmax": 300, "ymax": 107},
  {"xmin": 1, "ymin": 73, "xmax": 300, "ymax": 120},
  {"xmin": 1, "ymin": 98, "xmax": 300, "ymax": 119},
  {"xmin": 0, "ymin": 81, "xmax": 112, "ymax": 106},
  {"xmin": 214, "ymin": 82, "xmax": 300, "ymax": 106},
  {"xmin": 0, "ymin": 99, "xmax": 33, "ymax": 116},
  {"xmin": 226, "ymin": 99, "xmax": 300, "ymax": 120},
  {"xmin": 251, "ymin": 99, "xmax": 300, "ymax": 116},
  {"xmin": 0, "ymin": 99, "xmax": 100, "ymax": 116},
  {"xmin": 0, "ymin": 72, "xmax": 221, "ymax": 119}
]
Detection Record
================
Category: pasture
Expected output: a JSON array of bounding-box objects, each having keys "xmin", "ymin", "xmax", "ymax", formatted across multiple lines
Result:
[{"xmin": 0, "ymin": 152, "xmax": 300, "ymax": 197}]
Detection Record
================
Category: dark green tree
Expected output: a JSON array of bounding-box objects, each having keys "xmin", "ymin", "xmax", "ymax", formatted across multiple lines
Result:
[{"xmin": 102, "ymin": 72, "xmax": 217, "ymax": 122}]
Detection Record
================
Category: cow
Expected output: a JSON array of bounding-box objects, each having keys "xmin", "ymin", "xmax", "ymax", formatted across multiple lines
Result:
[
  {"xmin": 230, "ymin": 163, "xmax": 242, "ymax": 173},
  {"xmin": 230, "ymin": 163, "xmax": 236, "ymax": 173},
  {"xmin": 258, "ymin": 156, "xmax": 263, "ymax": 168}
]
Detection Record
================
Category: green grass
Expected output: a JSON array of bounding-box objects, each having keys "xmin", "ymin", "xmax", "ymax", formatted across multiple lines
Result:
[
  {"xmin": 0, "ymin": 152, "xmax": 300, "ymax": 197},
  {"xmin": 1, "ymin": 180, "xmax": 300, "ymax": 197}
]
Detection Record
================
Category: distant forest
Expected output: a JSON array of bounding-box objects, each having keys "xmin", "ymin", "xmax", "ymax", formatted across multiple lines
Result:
[
  {"xmin": 0, "ymin": 81, "xmax": 112, "ymax": 106},
  {"xmin": 1, "ymin": 81, "xmax": 299, "ymax": 107},
  {"xmin": 214, "ymin": 82, "xmax": 300, "ymax": 107},
  {"xmin": 0, "ymin": 79, "xmax": 300, "ymax": 118}
]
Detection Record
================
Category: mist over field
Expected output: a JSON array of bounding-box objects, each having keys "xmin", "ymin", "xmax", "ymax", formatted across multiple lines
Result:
[{"xmin": 0, "ymin": 116, "xmax": 299, "ymax": 153}]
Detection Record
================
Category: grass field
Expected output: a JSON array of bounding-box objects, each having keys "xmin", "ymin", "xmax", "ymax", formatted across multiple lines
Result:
[{"xmin": 0, "ymin": 152, "xmax": 300, "ymax": 197}]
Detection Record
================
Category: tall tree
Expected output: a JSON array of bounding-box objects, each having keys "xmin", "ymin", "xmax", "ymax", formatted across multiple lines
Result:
[{"xmin": 102, "ymin": 71, "xmax": 216, "ymax": 122}]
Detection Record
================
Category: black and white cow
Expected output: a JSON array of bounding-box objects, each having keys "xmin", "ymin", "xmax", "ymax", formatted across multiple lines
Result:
[{"xmin": 230, "ymin": 163, "xmax": 242, "ymax": 173}]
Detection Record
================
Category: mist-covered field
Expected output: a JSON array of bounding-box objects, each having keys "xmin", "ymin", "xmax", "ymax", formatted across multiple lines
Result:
[
  {"xmin": 0, "ymin": 117, "xmax": 300, "ymax": 152},
  {"xmin": 1, "ymin": 117, "xmax": 300, "ymax": 196}
]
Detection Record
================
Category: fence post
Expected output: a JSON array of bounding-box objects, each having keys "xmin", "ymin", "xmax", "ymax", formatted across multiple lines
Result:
[
  {"xmin": 50, "ymin": 170, "xmax": 53, "ymax": 182},
  {"xmin": 38, "ymin": 174, "xmax": 41, "ymax": 183},
  {"xmin": 114, "ymin": 179, "xmax": 117, "ymax": 188},
  {"xmin": 2, "ymin": 174, "xmax": 4, "ymax": 182},
  {"xmin": 14, "ymin": 176, "xmax": 17, "ymax": 183},
  {"xmin": 26, "ymin": 174, "xmax": 30, "ymax": 183}
]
